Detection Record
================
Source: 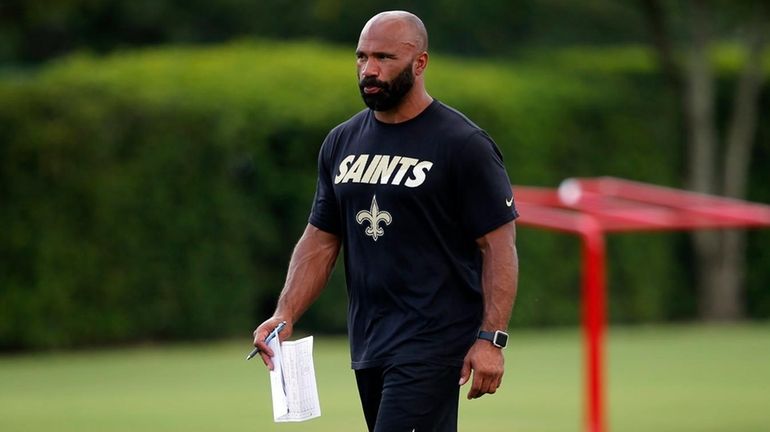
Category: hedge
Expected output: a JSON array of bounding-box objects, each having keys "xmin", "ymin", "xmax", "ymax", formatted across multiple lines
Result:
[{"xmin": 0, "ymin": 40, "xmax": 767, "ymax": 349}]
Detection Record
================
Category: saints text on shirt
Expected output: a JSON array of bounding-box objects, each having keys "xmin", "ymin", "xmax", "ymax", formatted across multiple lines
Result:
[{"xmin": 333, "ymin": 154, "xmax": 434, "ymax": 188}]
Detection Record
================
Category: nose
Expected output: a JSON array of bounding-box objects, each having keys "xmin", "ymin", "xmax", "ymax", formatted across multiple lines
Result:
[{"xmin": 359, "ymin": 58, "xmax": 379, "ymax": 79}]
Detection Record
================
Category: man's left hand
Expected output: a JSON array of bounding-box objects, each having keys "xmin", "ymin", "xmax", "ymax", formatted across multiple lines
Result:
[{"xmin": 459, "ymin": 340, "xmax": 505, "ymax": 399}]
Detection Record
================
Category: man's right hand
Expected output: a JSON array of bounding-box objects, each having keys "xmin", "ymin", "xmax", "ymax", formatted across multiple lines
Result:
[
  {"xmin": 250, "ymin": 225, "xmax": 340, "ymax": 370},
  {"xmin": 252, "ymin": 317, "xmax": 293, "ymax": 370}
]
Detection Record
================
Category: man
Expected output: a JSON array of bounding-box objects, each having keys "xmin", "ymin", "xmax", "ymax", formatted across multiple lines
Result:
[{"xmin": 252, "ymin": 10, "xmax": 519, "ymax": 431}]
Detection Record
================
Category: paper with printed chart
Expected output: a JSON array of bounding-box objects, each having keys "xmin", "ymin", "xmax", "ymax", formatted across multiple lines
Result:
[{"xmin": 268, "ymin": 336, "xmax": 321, "ymax": 422}]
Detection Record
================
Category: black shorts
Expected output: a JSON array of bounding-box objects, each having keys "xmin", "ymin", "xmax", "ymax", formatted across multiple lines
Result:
[{"xmin": 354, "ymin": 362, "xmax": 462, "ymax": 432}]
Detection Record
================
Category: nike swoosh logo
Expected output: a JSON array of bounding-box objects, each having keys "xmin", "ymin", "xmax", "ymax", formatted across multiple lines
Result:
[{"xmin": 506, "ymin": 197, "xmax": 514, "ymax": 207}]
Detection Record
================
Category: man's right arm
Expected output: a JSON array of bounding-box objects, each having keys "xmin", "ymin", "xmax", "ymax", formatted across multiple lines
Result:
[{"xmin": 252, "ymin": 223, "xmax": 341, "ymax": 369}]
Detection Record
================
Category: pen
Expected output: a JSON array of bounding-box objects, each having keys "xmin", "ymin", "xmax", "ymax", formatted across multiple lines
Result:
[{"xmin": 246, "ymin": 321, "xmax": 286, "ymax": 360}]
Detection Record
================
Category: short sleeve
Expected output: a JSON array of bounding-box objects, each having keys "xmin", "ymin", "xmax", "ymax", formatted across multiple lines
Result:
[
  {"xmin": 454, "ymin": 131, "xmax": 518, "ymax": 239},
  {"xmin": 308, "ymin": 134, "xmax": 342, "ymax": 235}
]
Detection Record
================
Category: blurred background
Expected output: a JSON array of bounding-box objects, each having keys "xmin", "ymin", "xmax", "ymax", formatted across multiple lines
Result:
[
  {"xmin": 2, "ymin": 0, "xmax": 768, "ymax": 351},
  {"xmin": 1, "ymin": 1, "xmax": 769, "ymax": 431}
]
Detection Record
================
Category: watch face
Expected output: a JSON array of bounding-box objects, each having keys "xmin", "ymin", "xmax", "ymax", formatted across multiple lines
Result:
[{"xmin": 494, "ymin": 331, "xmax": 509, "ymax": 348}]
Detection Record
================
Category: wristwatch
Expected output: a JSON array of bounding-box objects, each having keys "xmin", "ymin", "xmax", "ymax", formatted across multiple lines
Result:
[{"xmin": 478, "ymin": 330, "xmax": 509, "ymax": 349}]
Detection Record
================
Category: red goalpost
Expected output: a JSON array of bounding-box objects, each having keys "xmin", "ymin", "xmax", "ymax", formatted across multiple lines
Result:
[{"xmin": 513, "ymin": 176, "xmax": 770, "ymax": 432}]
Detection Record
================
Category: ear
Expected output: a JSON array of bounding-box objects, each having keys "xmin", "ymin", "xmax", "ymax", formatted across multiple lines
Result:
[{"xmin": 413, "ymin": 51, "xmax": 428, "ymax": 77}]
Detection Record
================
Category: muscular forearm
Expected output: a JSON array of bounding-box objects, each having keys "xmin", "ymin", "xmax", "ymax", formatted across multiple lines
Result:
[
  {"xmin": 460, "ymin": 221, "xmax": 518, "ymax": 398},
  {"xmin": 252, "ymin": 224, "xmax": 340, "ymax": 368},
  {"xmin": 477, "ymin": 221, "xmax": 518, "ymax": 331},
  {"xmin": 274, "ymin": 224, "xmax": 341, "ymax": 324}
]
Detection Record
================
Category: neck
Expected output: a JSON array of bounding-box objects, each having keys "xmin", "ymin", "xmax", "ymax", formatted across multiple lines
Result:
[{"xmin": 373, "ymin": 89, "xmax": 433, "ymax": 124}]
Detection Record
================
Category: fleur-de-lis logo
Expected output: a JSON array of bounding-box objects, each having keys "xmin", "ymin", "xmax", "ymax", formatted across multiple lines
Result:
[{"xmin": 356, "ymin": 195, "xmax": 392, "ymax": 241}]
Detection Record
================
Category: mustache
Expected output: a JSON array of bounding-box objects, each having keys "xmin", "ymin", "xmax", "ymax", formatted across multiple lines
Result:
[{"xmin": 359, "ymin": 76, "xmax": 387, "ymax": 89}]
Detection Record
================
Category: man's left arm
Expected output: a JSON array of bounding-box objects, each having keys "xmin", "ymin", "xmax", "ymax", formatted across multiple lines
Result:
[{"xmin": 459, "ymin": 220, "xmax": 519, "ymax": 399}]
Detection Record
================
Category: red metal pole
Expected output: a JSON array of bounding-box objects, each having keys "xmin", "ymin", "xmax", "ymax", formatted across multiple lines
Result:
[
  {"xmin": 580, "ymin": 219, "xmax": 606, "ymax": 432},
  {"xmin": 514, "ymin": 178, "xmax": 770, "ymax": 432}
]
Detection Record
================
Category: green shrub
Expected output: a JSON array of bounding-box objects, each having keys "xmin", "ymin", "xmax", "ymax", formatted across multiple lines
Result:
[{"xmin": 0, "ymin": 40, "xmax": 767, "ymax": 349}]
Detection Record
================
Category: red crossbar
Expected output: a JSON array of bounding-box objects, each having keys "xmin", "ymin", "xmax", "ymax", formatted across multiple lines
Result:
[{"xmin": 512, "ymin": 177, "xmax": 770, "ymax": 432}]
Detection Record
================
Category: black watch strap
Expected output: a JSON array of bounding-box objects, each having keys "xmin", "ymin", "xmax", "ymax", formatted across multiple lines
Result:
[{"xmin": 478, "ymin": 330, "xmax": 509, "ymax": 348}]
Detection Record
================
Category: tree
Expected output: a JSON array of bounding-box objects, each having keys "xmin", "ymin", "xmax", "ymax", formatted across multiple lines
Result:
[{"xmin": 640, "ymin": 0, "xmax": 768, "ymax": 320}]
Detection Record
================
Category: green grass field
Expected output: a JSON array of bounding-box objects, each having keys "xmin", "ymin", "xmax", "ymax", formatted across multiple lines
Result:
[{"xmin": 1, "ymin": 324, "xmax": 768, "ymax": 431}]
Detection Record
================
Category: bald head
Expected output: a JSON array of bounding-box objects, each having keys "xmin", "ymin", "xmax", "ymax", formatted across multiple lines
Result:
[{"xmin": 360, "ymin": 11, "xmax": 428, "ymax": 53}]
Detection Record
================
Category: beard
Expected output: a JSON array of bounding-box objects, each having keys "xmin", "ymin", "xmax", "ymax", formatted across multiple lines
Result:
[{"xmin": 358, "ymin": 64, "xmax": 415, "ymax": 112}]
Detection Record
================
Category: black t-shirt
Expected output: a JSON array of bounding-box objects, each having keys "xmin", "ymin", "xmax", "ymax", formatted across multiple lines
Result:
[{"xmin": 309, "ymin": 100, "xmax": 518, "ymax": 369}]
